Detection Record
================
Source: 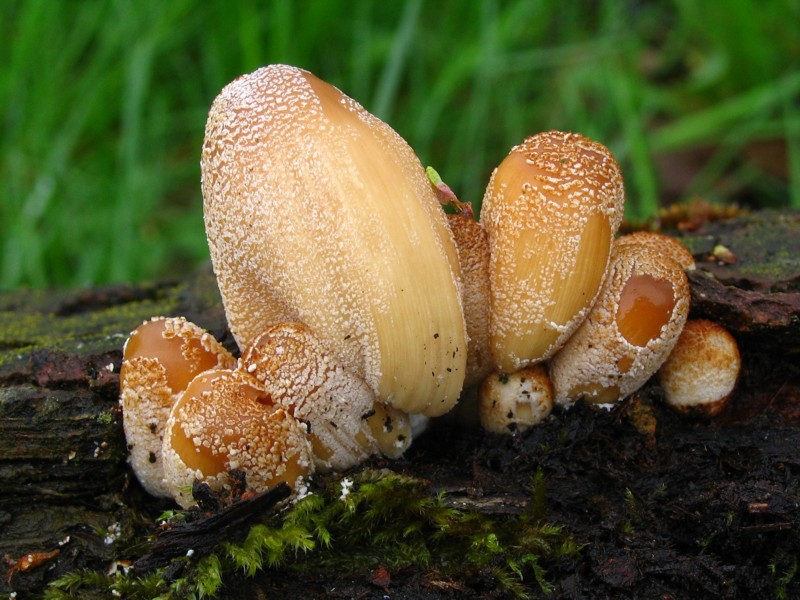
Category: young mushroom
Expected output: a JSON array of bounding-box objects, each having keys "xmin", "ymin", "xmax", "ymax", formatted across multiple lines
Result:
[
  {"xmin": 162, "ymin": 368, "xmax": 313, "ymax": 508},
  {"xmin": 480, "ymin": 131, "xmax": 625, "ymax": 372},
  {"xmin": 613, "ymin": 231, "xmax": 696, "ymax": 271},
  {"xmin": 201, "ymin": 64, "xmax": 467, "ymax": 417},
  {"xmin": 478, "ymin": 365, "xmax": 553, "ymax": 434},
  {"xmin": 549, "ymin": 239, "xmax": 690, "ymax": 406},
  {"xmin": 658, "ymin": 319, "xmax": 741, "ymax": 417},
  {"xmin": 119, "ymin": 317, "xmax": 235, "ymax": 497}
]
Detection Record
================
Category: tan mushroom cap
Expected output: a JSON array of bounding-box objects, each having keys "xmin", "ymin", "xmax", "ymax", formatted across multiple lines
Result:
[
  {"xmin": 241, "ymin": 322, "xmax": 403, "ymax": 471},
  {"xmin": 479, "ymin": 365, "xmax": 553, "ymax": 434},
  {"xmin": 447, "ymin": 214, "xmax": 493, "ymax": 387},
  {"xmin": 481, "ymin": 131, "xmax": 625, "ymax": 372},
  {"xmin": 550, "ymin": 242, "xmax": 690, "ymax": 405},
  {"xmin": 659, "ymin": 319, "xmax": 741, "ymax": 417},
  {"xmin": 615, "ymin": 231, "xmax": 696, "ymax": 271},
  {"xmin": 119, "ymin": 317, "xmax": 235, "ymax": 497},
  {"xmin": 162, "ymin": 368, "xmax": 313, "ymax": 508},
  {"xmin": 202, "ymin": 64, "xmax": 467, "ymax": 417}
]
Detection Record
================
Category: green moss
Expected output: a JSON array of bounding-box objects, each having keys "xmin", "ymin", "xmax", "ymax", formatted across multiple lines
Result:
[
  {"xmin": 677, "ymin": 211, "xmax": 800, "ymax": 287},
  {"xmin": 46, "ymin": 469, "xmax": 582, "ymax": 599},
  {"xmin": 0, "ymin": 286, "xmax": 183, "ymax": 370},
  {"xmin": 771, "ymin": 549, "xmax": 799, "ymax": 600},
  {"xmin": 96, "ymin": 411, "xmax": 114, "ymax": 425}
]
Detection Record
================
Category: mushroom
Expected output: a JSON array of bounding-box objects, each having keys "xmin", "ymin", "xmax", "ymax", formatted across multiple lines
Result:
[
  {"xmin": 364, "ymin": 401, "xmax": 413, "ymax": 460},
  {"xmin": 658, "ymin": 319, "xmax": 741, "ymax": 416},
  {"xmin": 480, "ymin": 131, "xmax": 625, "ymax": 373},
  {"xmin": 119, "ymin": 317, "xmax": 235, "ymax": 497},
  {"xmin": 447, "ymin": 213, "xmax": 493, "ymax": 387},
  {"xmin": 614, "ymin": 231, "xmax": 696, "ymax": 271},
  {"xmin": 549, "ymin": 240, "xmax": 690, "ymax": 405},
  {"xmin": 478, "ymin": 365, "xmax": 553, "ymax": 434},
  {"xmin": 240, "ymin": 321, "xmax": 411, "ymax": 470},
  {"xmin": 161, "ymin": 368, "xmax": 313, "ymax": 508},
  {"xmin": 201, "ymin": 64, "xmax": 467, "ymax": 417}
]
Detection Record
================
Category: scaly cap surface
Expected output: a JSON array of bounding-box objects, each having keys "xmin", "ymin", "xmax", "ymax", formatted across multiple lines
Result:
[
  {"xmin": 202, "ymin": 65, "xmax": 467, "ymax": 416},
  {"xmin": 481, "ymin": 131, "xmax": 625, "ymax": 372}
]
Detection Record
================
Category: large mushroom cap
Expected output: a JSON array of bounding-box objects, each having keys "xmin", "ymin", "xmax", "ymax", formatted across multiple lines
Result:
[
  {"xmin": 481, "ymin": 131, "xmax": 625, "ymax": 372},
  {"xmin": 202, "ymin": 64, "xmax": 467, "ymax": 416}
]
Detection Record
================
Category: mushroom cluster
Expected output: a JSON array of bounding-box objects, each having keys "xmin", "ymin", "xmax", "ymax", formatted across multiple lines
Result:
[{"xmin": 120, "ymin": 64, "xmax": 741, "ymax": 505}]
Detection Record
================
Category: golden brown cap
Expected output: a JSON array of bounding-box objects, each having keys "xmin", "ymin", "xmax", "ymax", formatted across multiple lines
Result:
[
  {"xmin": 481, "ymin": 131, "xmax": 625, "ymax": 372},
  {"xmin": 119, "ymin": 317, "xmax": 234, "ymax": 497},
  {"xmin": 550, "ymin": 242, "xmax": 690, "ymax": 406},
  {"xmin": 162, "ymin": 368, "xmax": 313, "ymax": 508},
  {"xmin": 658, "ymin": 319, "xmax": 741, "ymax": 417},
  {"xmin": 615, "ymin": 231, "xmax": 695, "ymax": 271}
]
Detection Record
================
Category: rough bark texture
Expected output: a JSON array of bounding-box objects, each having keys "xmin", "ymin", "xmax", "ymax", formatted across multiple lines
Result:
[{"xmin": 0, "ymin": 210, "xmax": 798, "ymax": 598}]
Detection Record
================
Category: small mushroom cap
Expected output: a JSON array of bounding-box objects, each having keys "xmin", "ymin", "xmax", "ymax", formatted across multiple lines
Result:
[
  {"xmin": 481, "ymin": 131, "xmax": 625, "ymax": 372},
  {"xmin": 364, "ymin": 402, "xmax": 413, "ymax": 459},
  {"xmin": 119, "ymin": 317, "xmax": 235, "ymax": 497},
  {"xmin": 550, "ymin": 242, "xmax": 690, "ymax": 405},
  {"xmin": 615, "ymin": 231, "xmax": 696, "ymax": 271},
  {"xmin": 447, "ymin": 214, "xmax": 493, "ymax": 387},
  {"xmin": 241, "ymin": 321, "xmax": 385, "ymax": 471},
  {"xmin": 202, "ymin": 64, "xmax": 467, "ymax": 416},
  {"xmin": 658, "ymin": 319, "xmax": 741, "ymax": 416},
  {"xmin": 478, "ymin": 365, "xmax": 553, "ymax": 434},
  {"xmin": 162, "ymin": 368, "xmax": 313, "ymax": 508}
]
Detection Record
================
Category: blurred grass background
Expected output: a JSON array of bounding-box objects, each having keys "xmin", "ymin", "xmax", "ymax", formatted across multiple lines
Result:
[{"xmin": 1, "ymin": 0, "xmax": 798, "ymax": 290}]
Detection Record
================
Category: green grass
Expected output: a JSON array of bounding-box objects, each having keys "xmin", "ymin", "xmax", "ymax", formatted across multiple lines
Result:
[{"xmin": 1, "ymin": 0, "xmax": 798, "ymax": 289}]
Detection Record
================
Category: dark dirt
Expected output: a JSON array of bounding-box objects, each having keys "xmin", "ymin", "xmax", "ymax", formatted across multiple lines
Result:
[{"xmin": 233, "ymin": 391, "xmax": 799, "ymax": 599}]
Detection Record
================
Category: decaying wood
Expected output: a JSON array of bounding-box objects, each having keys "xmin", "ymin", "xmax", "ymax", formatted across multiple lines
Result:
[
  {"xmin": 0, "ymin": 210, "xmax": 798, "ymax": 597},
  {"xmin": 133, "ymin": 483, "xmax": 291, "ymax": 574}
]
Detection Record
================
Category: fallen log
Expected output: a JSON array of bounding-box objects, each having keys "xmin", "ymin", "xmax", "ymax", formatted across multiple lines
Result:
[{"xmin": 0, "ymin": 210, "xmax": 798, "ymax": 598}]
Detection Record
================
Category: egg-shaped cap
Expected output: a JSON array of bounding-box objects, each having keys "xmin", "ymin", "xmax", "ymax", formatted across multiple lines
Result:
[
  {"xmin": 658, "ymin": 319, "xmax": 741, "ymax": 417},
  {"xmin": 478, "ymin": 365, "xmax": 553, "ymax": 434},
  {"xmin": 550, "ymin": 242, "xmax": 690, "ymax": 406},
  {"xmin": 201, "ymin": 64, "xmax": 467, "ymax": 416},
  {"xmin": 615, "ymin": 231, "xmax": 695, "ymax": 271},
  {"xmin": 241, "ymin": 322, "xmax": 384, "ymax": 471},
  {"xmin": 481, "ymin": 131, "xmax": 625, "ymax": 372}
]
